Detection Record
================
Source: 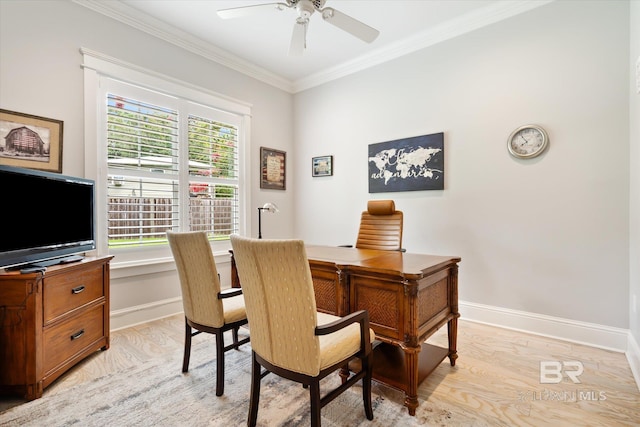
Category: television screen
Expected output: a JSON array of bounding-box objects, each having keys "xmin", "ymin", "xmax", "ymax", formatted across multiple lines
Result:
[{"xmin": 0, "ymin": 165, "xmax": 96, "ymax": 269}]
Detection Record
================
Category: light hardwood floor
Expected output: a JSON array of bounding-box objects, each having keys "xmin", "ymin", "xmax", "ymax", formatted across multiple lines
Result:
[{"xmin": 2, "ymin": 315, "xmax": 639, "ymax": 425}]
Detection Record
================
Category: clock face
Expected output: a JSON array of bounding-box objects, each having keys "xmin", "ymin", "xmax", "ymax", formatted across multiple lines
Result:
[{"xmin": 508, "ymin": 125, "xmax": 548, "ymax": 158}]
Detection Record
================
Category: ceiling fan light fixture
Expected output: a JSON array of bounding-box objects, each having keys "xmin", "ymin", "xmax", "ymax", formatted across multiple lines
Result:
[
  {"xmin": 218, "ymin": 0, "xmax": 379, "ymax": 53},
  {"xmin": 296, "ymin": 0, "xmax": 316, "ymax": 19}
]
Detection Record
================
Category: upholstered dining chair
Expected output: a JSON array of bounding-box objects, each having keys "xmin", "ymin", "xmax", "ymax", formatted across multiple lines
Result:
[
  {"xmin": 355, "ymin": 199, "xmax": 404, "ymax": 251},
  {"xmin": 167, "ymin": 231, "xmax": 250, "ymax": 396},
  {"xmin": 230, "ymin": 235, "xmax": 375, "ymax": 427}
]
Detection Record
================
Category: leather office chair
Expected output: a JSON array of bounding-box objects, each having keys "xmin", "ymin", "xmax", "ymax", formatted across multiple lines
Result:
[
  {"xmin": 355, "ymin": 199, "xmax": 404, "ymax": 251},
  {"xmin": 230, "ymin": 235, "xmax": 375, "ymax": 427},
  {"xmin": 167, "ymin": 231, "xmax": 250, "ymax": 396}
]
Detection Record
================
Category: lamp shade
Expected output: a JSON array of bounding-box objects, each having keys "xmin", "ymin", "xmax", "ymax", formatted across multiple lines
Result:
[{"xmin": 262, "ymin": 202, "xmax": 279, "ymax": 213}]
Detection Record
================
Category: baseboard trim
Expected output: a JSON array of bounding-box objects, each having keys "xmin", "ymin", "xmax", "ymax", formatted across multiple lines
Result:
[
  {"xmin": 459, "ymin": 301, "xmax": 629, "ymax": 352},
  {"xmin": 110, "ymin": 297, "xmax": 183, "ymax": 331},
  {"xmin": 627, "ymin": 333, "xmax": 640, "ymax": 392},
  {"xmin": 111, "ymin": 299, "xmax": 629, "ymax": 351}
]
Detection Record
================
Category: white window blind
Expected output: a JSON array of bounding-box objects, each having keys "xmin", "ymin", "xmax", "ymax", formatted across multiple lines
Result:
[{"xmin": 187, "ymin": 113, "xmax": 239, "ymax": 239}]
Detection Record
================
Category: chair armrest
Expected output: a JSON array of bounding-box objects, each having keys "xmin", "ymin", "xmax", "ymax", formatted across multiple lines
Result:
[
  {"xmin": 315, "ymin": 310, "xmax": 372, "ymax": 353},
  {"xmin": 218, "ymin": 287, "xmax": 243, "ymax": 299}
]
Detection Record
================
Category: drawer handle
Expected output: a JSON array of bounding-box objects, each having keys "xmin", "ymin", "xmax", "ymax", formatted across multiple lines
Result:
[
  {"xmin": 71, "ymin": 285, "xmax": 85, "ymax": 294},
  {"xmin": 70, "ymin": 329, "xmax": 85, "ymax": 341}
]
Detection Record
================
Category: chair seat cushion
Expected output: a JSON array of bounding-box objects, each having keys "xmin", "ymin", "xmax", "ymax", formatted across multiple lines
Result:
[
  {"xmin": 222, "ymin": 294, "xmax": 247, "ymax": 324},
  {"xmin": 317, "ymin": 312, "xmax": 375, "ymax": 370}
]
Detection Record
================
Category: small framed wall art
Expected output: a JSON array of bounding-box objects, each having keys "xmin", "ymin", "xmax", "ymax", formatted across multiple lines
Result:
[
  {"xmin": 312, "ymin": 155, "xmax": 333, "ymax": 177},
  {"xmin": 260, "ymin": 146, "xmax": 286, "ymax": 190},
  {"xmin": 0, "ymin": 109, "xmax": 64, "ymax": 173}
]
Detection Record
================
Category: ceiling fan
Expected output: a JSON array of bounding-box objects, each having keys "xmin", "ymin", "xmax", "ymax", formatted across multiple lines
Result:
[{"xmin": 217, "ymin": 0, "xmax": 380, "ymax": 56}]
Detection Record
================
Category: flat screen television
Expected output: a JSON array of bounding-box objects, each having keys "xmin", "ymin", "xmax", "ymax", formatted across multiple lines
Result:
[{"xmin": 0, "ymin": 165, "xmax": 96, "ymax": 270}]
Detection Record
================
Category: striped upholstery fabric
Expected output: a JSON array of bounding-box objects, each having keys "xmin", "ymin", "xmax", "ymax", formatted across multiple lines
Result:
[
  {"xmin": 355, "ymin": 200, "xmax": 403, "ymax": 251},
  {"xmin": 230, "ymin": 235, "xmax": 374, "ymax": 377}
]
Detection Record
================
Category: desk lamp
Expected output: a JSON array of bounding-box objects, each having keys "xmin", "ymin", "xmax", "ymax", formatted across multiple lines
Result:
[{"xmin": 257, "ymin": 202, "xmax": 278, "ymax": 239}]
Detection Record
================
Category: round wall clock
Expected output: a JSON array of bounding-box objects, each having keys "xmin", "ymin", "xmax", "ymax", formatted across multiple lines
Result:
[{"xmin": 507, "ymin": 124, "xmax": 549, "ymax": 159}]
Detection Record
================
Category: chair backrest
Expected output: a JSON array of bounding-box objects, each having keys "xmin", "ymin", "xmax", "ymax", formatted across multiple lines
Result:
[
  {"xmin": 355, "ymin": 200, "xmax": 403, "ymax": 251},
  {"xmin": 230, "ymin": 235, "xmax": 321, "ymax": 376},
  {"xmin": 167, "ymin": 231, "xmax": 225, "ymax": 328}
]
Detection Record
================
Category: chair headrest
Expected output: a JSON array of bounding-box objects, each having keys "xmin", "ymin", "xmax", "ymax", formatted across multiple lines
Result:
[{"xmin": 367, "ymin": 200, "xmax": 396, "ymax": 215}]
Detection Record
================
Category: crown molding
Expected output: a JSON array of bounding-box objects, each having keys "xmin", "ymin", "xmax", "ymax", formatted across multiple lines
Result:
[
  {"xmin": 292, "ymin": 0, "xmax": 554, "ymax": 92},
  {"xmin": 73, "ymin": 0, "xmax": 553, "ymax": 94},
  {"xmin": 72, "ymin": 0, "xmax": 294, "ymax": 93}
]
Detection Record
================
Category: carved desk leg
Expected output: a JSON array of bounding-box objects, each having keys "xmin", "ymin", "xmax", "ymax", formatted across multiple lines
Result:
[
  {"xmin": 448, "ymin": 264, "xmax": 459, "ymax": 366},
  {"xmin": 448, "ymin": 317, "xmax": 458, "ymax": 366},
  {"xmin": 402, "ymin": 344, "xmax": 421, "ymax": 416}
]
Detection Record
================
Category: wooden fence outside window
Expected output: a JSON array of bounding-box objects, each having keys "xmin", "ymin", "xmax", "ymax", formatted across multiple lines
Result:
[{"xmin": 108, "ymin": 197, "xmax": 233, "ymax": 240}]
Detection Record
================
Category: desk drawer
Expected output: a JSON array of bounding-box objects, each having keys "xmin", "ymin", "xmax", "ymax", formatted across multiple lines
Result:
[
  {"xmin": 43, "ymin": 304, "xmax": 105, "ymax": 374},
  {"xmin": 43, "ymin": 265, "xmax": 105, "ymax": 322}
]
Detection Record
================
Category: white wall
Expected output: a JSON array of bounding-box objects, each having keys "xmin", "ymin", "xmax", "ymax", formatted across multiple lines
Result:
[
  {"xmin": 0, "ymin": 0, "xmax": 295, "ymax": 328},
  {"xmin": 629, "ymin": 0, "xmax": 640, "ymax": 383},
  {"xmin": 293, "ymin": 1, "xmax": 630, "ymax": 330}
]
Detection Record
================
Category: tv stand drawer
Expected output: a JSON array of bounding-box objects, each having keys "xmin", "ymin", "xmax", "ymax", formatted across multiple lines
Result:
[
  {"xmin": 43, "ymin": 264, "xmax": 105, "ymax": 323},
  {"xmin": 43, "ymin": 304, "xmax": 105, "ymax": 374}
]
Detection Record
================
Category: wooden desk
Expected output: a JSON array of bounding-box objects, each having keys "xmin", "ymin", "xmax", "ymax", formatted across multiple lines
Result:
[{"xmin": 231, "ymin": 246, "xmax": 460, "ymax": 416}]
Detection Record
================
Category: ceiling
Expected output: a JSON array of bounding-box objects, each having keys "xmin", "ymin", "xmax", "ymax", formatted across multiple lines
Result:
[{"xmin": 76, "ymin": 0, "xmax": 550, "ymax": 92}]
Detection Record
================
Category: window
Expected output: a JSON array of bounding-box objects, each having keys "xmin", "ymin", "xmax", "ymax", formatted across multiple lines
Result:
[
  {"xmin": 105, "ymin": 84, "xmax": 240, "ymax": 249},
  {"xmin": 83, "ymin": 50, "xmax": 251, "ymax": 263}
]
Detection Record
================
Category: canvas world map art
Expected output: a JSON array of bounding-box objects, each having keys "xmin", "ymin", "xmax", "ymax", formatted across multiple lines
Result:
[{"xmin": 368, "ymin": 132, "xmax": 444, "ymax": 193}]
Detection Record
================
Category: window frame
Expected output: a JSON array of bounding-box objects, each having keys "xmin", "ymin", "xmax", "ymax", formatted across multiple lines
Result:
[{"xmin": 82, "ymin": 49, "xmax": 251, "ymax": 267}]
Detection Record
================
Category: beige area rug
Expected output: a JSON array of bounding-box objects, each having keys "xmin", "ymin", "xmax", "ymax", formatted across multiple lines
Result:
[{"xmin": 0, "ymin": 337, "xmax": 479, "ymax": 427}]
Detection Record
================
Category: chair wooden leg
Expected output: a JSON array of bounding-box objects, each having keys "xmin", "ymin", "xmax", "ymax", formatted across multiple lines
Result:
[
  {"xmin": 310, "ymin": 380, "xmax": 321, "ymax": 427},
  {"xmin": 339, "ymin": 365, "xmax": 349, "ymax": 384},
  {"xmin": 232, "ymin": 326, "xmax": 239, "ymax": 348},
  {"xmin": 362, "ymin": 354, "xmax": 374, "ymax": 420},
  {"xmin": 248, "ymin": 352, "xmax": 261, "ymax": 427},
  {"xmin": 215, "ymin": 330, "xmax": 225, "ymax": 396},
  {"xmin": 182, "ymin": 319, "xmax": 192, "ymax": 373}
]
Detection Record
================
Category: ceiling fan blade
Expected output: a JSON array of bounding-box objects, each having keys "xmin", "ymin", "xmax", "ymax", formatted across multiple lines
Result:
[
  {"xmin": 321, "ymin": 7, "xmax": 379, "ymax": 43},
  {"xmin": 289, "ymin": 19, "xmax": 307, "ymax": 56},
  {"xmin": 217, "ymin": 3, "xmax": 289, "ymax": 19}
]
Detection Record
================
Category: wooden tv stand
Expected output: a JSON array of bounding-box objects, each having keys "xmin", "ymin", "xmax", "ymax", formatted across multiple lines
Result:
[{"xmin": 0, "ymin": 256, "xmax": 112, "ymax": 400}]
